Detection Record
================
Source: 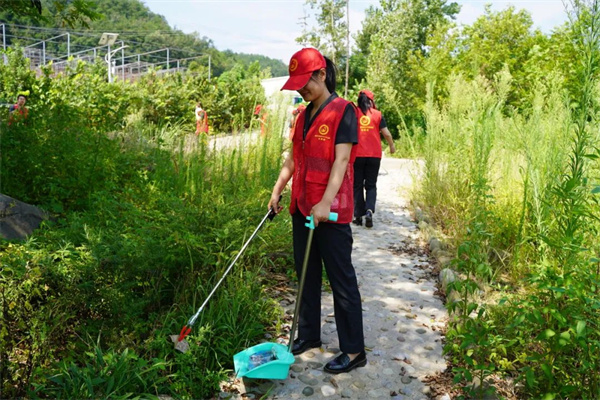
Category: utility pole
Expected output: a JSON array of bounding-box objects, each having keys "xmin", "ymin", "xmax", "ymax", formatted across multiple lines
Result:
[
  {"xmin": 1, "ymin": 24, "xmax": 6, "ymax": 65},
  {"xmin": 208, "ymin": 54, "xmax": 211, "ymax": 81},
  {"xmin": 344, "ymin": 0, "xmax": 350, "ymax": 98}
]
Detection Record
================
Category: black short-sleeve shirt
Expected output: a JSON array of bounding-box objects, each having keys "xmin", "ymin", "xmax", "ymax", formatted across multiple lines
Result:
[{"xmin": 303, "ymin": 93, "xmax": 358, "ymax": 145}]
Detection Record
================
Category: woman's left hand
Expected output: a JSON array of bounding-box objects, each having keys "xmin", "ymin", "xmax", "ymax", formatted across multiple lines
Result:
[{"xmin": 310, "ymin": 201, "xmax": 331, "ymax": 227}]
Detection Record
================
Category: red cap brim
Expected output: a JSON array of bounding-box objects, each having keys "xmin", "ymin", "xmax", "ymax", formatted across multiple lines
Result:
[{"xmin": 281, "ymin": 72, "xmax": 313, "ymax": 91}]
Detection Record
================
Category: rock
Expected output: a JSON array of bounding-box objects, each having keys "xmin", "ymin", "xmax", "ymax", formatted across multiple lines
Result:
[
  {"xmin": 431, "ymin": 247, "xmax": 445, "ymax": 259},
  {"xmin": 429, "ymin": 237, "xmax": 442, "ymax": 252},
  {"xmin": 302, "ymin": 386, "xmax": 314, "ymax": 396},
  {"xmin": 0, "ymin": 194, "xmax": 49, "ymax": 240},
  {"xmin": 218, "ymin": 392, "xmax": 232, "ymax": 399},
  {"xmin": 351, "ymin": 379, "xmax": 366, "ymax": 390},
  {"xmin": 416, "ymin": 328, "xmax": 427, "ymax": 334},
  {"xmin": 368, "ymin": 388, "xmax": 389, "ymax": 398},
  {"xmin": 321, "ymin": 385, "xmax": 336, "ymax": 397},
  {"xmin": 307, "ymin": 362, "xmax": 323, "ymax": 369},
  {"xmin": 298, "ymin": 375, "xmax": 319, "ymax": 386},
  {"xmin": 291, "ymin": 365, "xmax": 304, "ymax": 373},
  {"xmin": 422, "ymin": 386, "xmax": 431, "ymax": 395},
  {"xmin": 401, "ymin": 375, "xmax": 412, "ymax": 384},
  {"xmin": 437, "ymin": 395, "xmax": 451, "ymax": 400},
  {"xmin": 403, "ymin": 365, "xmax": 416, "ymax": 375},
  {"xmin": 397, "ymin": 336, "xmax": 406, "ymax": 342},
  {"xmin": 341, "ymin": 388, "xmax": 354, "ymax": 398},
  {"xmin": 438, "ymin": 255, "xmax": 453, "ymax": 266},
  {"xmin": 439, "ymin": 268, "xmax": 457, "ymax": 294},
  {"xmin": 335, "ymin": 372, "xmax": 352, "ymax": 382}
]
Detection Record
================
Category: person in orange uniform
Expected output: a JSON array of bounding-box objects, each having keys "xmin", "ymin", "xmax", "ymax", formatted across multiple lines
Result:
[
  {"xmin": 8, "ymin": 94, "xmax": 29, "ymax": 125},
  {"xmin": 254, "ymin": 104, "xmax": 269, "ymax": 136},
  {"xmin": 195, "ymin": 102, "xmax": 209, "ymax": 135},
  {"xmin": 268, "ymin": 48, "xmax": 366, "ymax": 374},
  {"xmin": 288, "ymin": 103, "xmax": 306, "ymax": 140},
  {"xmin": 352, "ymin": 90, "xmax": 396, "ymax": 228}
]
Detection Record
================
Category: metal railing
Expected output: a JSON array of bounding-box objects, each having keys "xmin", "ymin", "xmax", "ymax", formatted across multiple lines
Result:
[{"xmin": 0, "ymin": 23, "xmax": 211, "ymax": 81}]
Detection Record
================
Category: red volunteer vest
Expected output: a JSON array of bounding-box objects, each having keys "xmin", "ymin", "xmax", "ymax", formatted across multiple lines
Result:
[
  {"xmin": 9, "ymin": 105, "xmax": 28, "ymax": 125},
  {"xmin": 196, "ymin": 110, "xmax": 208, "ymax": 134},
  {"xmin": 290, "ymin": 97, "xmax": 356, "ymax": 224},
  {"xmin": 356, "ymin": 108, "xmax": 383, "ymax": 158}
]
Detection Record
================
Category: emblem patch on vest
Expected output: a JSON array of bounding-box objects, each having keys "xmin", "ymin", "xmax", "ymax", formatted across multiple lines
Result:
[
  {"xmin": 359, "ymin": 115, "xmax": 373, "ymax": 132},
  {"xmin": 317, "ymin": 124, "xmax": 330, "ymax": 141}
]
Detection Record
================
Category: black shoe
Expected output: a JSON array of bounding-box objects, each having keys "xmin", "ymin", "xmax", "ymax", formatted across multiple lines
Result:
[
  {"xmin": 324, "ymin": 350, "xmax": 367, "ymax": 374},
  {"xmin": 291, "ymin": 339, "xmax": 322, "ymax": 355},
  {"xmin": 352, "ymin": 216, "xmax": 362, "ymax": 226},
  {"xmin": 365, "ymin": 210, "xmax": 373, "ymax": 228}
]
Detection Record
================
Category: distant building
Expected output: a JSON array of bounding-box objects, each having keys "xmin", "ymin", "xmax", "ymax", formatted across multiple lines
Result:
[{"xmin": 261, "ymin": 76, "xmax": 303, "ymax": 107}]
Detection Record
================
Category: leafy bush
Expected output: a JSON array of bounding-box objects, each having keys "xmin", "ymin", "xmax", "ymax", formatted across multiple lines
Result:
[{"xmin": 0, "ymin": 49, "xmax": 293, "ymax": 398}]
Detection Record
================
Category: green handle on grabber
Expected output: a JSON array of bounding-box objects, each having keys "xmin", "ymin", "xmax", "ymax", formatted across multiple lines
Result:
[{"xmin": 305, "ymin": 212, "xmax": 338, "ymax": 229}]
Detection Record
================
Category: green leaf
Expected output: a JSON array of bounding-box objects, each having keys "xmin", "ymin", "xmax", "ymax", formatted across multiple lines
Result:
[
  {"xmin": 576, "ymin": 320, "xmax": 586, "ymax": 336},
  {"xmin": 541, "ymin": 363, "xmax": 553, "ymax": 379},
  {"xmin": 526, "ymin": 368, "xmax": 535, "ymax": 387},
  {"xmin": 538, "ymin": 329, "xmax": 556, "ymax": 340}
]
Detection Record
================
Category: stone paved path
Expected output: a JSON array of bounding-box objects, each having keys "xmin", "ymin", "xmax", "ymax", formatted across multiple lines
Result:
[{"xmin": 221, "ymin": 157, "xmax": 447, "ymax": 399}]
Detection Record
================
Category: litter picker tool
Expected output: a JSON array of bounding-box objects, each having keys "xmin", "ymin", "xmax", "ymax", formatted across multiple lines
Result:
[
  {"xmin": 233, "ymin": 212, "xmax": 338, "ymax": 380},
  {"xmin": 173, "ymin": 202, "xmax": 279, "ymax": 352}
]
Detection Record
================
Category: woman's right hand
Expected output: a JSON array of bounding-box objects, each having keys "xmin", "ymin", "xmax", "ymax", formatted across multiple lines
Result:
[{"xmin": 268, "ymin": 193, "xmax": 283, "ymax": 215}]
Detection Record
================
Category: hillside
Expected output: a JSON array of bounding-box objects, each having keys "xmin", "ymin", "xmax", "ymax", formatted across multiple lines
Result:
[{"xmin": 0, "ymin": 0, "xmax": 288, "ymax": 77}]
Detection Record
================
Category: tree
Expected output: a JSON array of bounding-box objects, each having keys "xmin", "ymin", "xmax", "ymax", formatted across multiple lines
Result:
[
  {"xmin": 455, "ymin": 5, "xmax": 546, "ymax": 109},
  {"xmin": 364, "ymin": 0, "xmax": 459, "ymax": 131},
  {"xmin": 297, "ymin": 0, "xmax": 348, "ymax": 64},
  {"xmin": 296, "ymin": 0, "xmax": 349, "ymax": 92},
  {"xmin": 0, "ymin": 0, "xmax": 101, "ymax": 27}
]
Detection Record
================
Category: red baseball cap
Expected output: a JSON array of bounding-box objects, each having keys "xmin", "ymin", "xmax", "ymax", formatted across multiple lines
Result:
[
  {"xmin": 281, "ymin": 48, "xmax": 326, "ymax": 91},
  {"xmin": 360, "ymin": 89, "xmax": 375, "ymax": 101}
]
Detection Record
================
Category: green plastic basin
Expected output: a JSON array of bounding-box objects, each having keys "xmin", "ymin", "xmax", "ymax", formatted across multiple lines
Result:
[{"xmin": 233, "ymin": 342, "xmax": 295, "ymax": 380}]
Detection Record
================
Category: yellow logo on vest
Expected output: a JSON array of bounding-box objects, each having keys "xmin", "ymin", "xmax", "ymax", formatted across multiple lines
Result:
[
  {"xmin": 359, "ymin": 115, "xmax": 374, "ymax": 132},
  {"xmin": 290, "ymin": 59, "xmax": 298, "ymax": 72},
  {"xmin": 317, "ymin": 124, "xmax": 330, "ymax": 141}
]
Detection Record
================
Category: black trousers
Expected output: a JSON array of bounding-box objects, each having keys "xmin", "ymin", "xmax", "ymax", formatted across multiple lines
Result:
[
  {"xmin": 292, "ymin": 212, "xmax": 365, "ymax": 354},
  {"xmin": 353, "ymin": 156, "xmax": 382, "ymax": 217}
]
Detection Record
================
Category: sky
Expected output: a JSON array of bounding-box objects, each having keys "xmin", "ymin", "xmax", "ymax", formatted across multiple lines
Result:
[{"xmin": 142, "ymin": 0, "xmax": 569, "ymax": 62}]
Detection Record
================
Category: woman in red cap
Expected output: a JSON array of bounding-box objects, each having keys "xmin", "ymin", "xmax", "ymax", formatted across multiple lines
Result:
[
  {"xmin": 268, "ymin": 48, "xmax": 366, "ymax": 374},
  {"xmin": 353, "ymin": 90, "xmax": 396, "ymax": 228}
]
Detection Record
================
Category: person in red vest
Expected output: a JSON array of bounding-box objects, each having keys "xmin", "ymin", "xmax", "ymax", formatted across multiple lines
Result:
[
  {"xmin": 352, "ymin": 89, "xmax": 396, "ymax": 228},
  {"xmin": 195, "ymin": 102, "xmax": 209, "ymax": 135},
  {"xmin": 254, "ymin": 104, "xmax": 269, "ymax": 136},
  {"xmin": 288, "ymin": 103, "xmax": 306, "ymax": 140},
  {"xmin": 8, "ymin": 94, "xmax": 29, "ymax": 125},
  {"xmin": 268, "ymin": 47, "xmax": 366, "ymax": 374}
]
